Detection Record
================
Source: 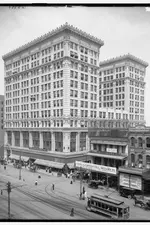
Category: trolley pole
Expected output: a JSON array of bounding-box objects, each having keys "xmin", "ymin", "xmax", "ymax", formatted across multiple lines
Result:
[
  {"xmin": 79, "ymin": 167, "xmax": 83, "ymax": 200},
  {"xmin": 7, "ymin": 182, "xmax": 11, "ymax": 219},
  {"xmin": 19, "ymin": 149, "xmax": 21, "ymax": 180}
]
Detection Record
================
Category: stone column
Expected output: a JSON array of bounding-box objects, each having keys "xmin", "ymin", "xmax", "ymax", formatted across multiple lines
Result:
[
  {"xmin": 39, "ymin": 132, "xmax": 43, "ymax": 149},
  {"xmin": 4, "ymin": 132, "xmax": 8, "ymax": 146},
  {"xmin": 12, "ymin": 132, "xmax": 15, "ymax": 147},
  {"xmin": 20, "ymin": 132, "xmax": 23, "ymax": 147},
  {"xmin": 76, "ymin": 132, "xmax": 80, "ymax": 152},
  {"xmin": 51, "ymin": 132, "xmax": 55, "ymax": 152},
  {"xmin": 63, "ymin": 132, "xmax": 70, "ymax": 153},
  {"xmin": 86, "ymin": 132, "xmax": 89, "ymax": 152},
  {"xmin": 29, "ymin": 132, "xmax": 33, "ymax": 148}
]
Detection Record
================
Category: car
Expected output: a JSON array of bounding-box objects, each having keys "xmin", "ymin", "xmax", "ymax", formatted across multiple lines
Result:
[
  {"xmin": 119, "ymin": 187, "xmax": 141, "ymax": 199},
  {"xmin": 88, "ymin": 180, "xmax": 99, "ymax": 189}
]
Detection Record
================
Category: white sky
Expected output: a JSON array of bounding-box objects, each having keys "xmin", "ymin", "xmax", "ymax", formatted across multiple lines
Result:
[{"xmin": 0, "ymin": 6, "xmax": 150, "ymax": 125}]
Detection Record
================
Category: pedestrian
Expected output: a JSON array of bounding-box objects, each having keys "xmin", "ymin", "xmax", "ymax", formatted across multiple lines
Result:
[
  {"xmin": 52, "ymin": 183, "xmax": 55, "ymax": 191},
  {"xmin": 35, "ymin": 180, "xmax": 38, "ymax": 186},
  {"xmin": 70, "ymin": 208, "xmax": 74, "ymax": 217},
  {"xmin": 70, "ymin": 180, "xmax": 73, "ymax": 184},
  {"xmin": 1, "ymin": 190, "xmax": 3, "ymax": 195},
  {"xmin": 4, "ymin": 165, "xmax": 6, "ymax": 170},
  {"xmin": 85, "ymin": 191, "xmax": 87, "ymax": 199},
  {"xmin": 38, "ymin": 174, "xmax": 41, "ymax": 179},
  {"xmin": 83, "ymin": 186, "xmax": 85, "ymax": 194}
]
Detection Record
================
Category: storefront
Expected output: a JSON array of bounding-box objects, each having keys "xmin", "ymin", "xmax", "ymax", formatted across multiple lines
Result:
[
  {"xmin": 75, "ymin": 160, "xmax": 118, "ymax": 188},
  {"xmin": 119, "ymin": 167, "xmax": 150, "ymax": 195}
]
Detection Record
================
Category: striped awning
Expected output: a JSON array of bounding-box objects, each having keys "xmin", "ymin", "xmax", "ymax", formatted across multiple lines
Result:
[
  {"xmin": 67, "ymin": 163, "xmax": 75, "ymax": 169},
  {"xmin": 34, "ymin": 159, "xmax": 64, "ymax": 169},
  {"xmin": 10, "ymin": 155, "xmax": 29, "ymax": 162}
]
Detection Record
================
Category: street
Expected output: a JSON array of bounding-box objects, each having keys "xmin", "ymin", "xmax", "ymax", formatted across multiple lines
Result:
[{"xmin": 0, "ymin": 163, "xmax": 150, "ymax": 220}]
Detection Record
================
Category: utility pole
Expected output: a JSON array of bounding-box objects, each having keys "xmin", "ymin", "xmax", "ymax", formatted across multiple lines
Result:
[
  {"xmin": 19, "ymin": 149, "xmax": 21, "ymax": 180},
  {"xmin": 79, "ymin": 167, "xmax": 83, "ymax": 200},
  {"xmin": 7, "ymin": 182, "xmax": 11, "ymax": 220}
]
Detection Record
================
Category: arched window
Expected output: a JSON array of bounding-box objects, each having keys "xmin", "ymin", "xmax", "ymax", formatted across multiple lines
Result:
[
  {"xmin": 146, "ymin": 155, "xmax": 150, "ymax": 169},
  {"xmin": 138, "ymin": 154, "xmax": 143, "ymax": 168},
  {"xmin": 131, "ymin": 154, "xmax": 135, "ymax": 167},
  {"xmin": 146, "ymin": 137, "xmax": 150, "ymax": 148},
  {"xmin": 130, "ymin": 137, "xmax": 135, "ymax": 147},
  {"xmin": 138, "ymin": 137, "xmax": 143, "ymax": 148}
]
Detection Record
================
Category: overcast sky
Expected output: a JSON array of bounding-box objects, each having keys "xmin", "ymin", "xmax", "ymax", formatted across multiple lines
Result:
[{"xmin": 0, "ymin": 6, "xmax": 150, "ymax": 125}]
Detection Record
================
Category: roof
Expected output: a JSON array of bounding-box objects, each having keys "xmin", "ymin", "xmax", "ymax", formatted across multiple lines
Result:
[
  {"xmin": 87, "ymin": 152, "xmax": 126, "ymax": 160},
  {"xmin": 90, "ymin": 194, "xmax": 127, "ymax": 208},
  {"xmin": 2, "ymin": 23, "xmax": 104, "ymax": 60},
  {"xmin": 100, "ymin": 53, "xmax": 148, "ymax": 67}
]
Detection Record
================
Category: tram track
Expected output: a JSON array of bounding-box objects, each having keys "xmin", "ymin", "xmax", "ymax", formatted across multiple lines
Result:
[{"xmin": 0, "ymin": 172, "xmax": 103, "ymax": 220}]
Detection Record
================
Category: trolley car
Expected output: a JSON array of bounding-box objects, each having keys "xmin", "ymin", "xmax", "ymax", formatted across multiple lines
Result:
[{"xmin": 86, "ymin": 194, "xmax": 130, "ymax": 220}]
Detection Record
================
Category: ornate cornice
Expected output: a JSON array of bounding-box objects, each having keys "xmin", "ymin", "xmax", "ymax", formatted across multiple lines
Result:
[
  {"xmin": 100, "ymin": 53, "xmax": 148, "ymax": 68},
  {"xmin": 2, "ymin": 23, "xmax": 104, "ymax": 60}
]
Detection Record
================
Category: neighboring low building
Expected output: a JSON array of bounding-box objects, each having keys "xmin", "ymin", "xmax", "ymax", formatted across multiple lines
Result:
[
  {"xmin": 118, "ymin": 124, "xmax": 150, "ymax": 195},
  {"xmin": 87, "ymin": 119, "xmax": 129, "ymax": 188}
]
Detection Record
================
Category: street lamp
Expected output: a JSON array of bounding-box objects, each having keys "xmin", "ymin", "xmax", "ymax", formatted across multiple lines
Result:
[{"xmin": 79, "ymin": 167, "xmax": 83, "ymax": 200}]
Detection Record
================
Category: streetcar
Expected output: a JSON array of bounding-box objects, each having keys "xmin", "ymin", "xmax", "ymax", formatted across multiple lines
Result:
[{"xmin": 86, "ymin": 194, "xmax": 130, "ymax": 220}]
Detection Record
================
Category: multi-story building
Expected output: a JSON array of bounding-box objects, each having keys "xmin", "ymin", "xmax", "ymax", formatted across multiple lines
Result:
[
  {"xmin": 0, "ymin": 95, "xmax": 4, "ymax": 158},
  {"xmin": 3, "ymin": 23, "xmax": 105, "ymax": 165},
  {"xmin": 99, "ymin": 54, "xmax": 148, "ymax": 127}
]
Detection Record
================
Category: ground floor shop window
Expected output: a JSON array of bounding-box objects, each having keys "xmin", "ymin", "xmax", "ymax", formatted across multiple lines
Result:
[
  {"xmin": 55, "ymin": 132, "xmax": 63, "ymax": 152},
  {"xmin": 70, "ymin": 132, "xmax": 76, "ymax": 152},
  {"xmin": 23, "ymin": 131, "xmax": 29, "ymax": 148},
  {"xmin": 43, "ymin": 132, "xmax": 51, "ymax": 151},
  {"xmin": 14, "ymin": 131, "xmax": 20, "ymax": 147},
  {"xmin": 7, "ymin": 131, "xmax": 12, "ymax": 145}
]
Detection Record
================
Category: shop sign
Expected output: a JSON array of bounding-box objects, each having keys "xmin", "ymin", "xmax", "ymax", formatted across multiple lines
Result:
[
  {"xmin": 106, "ymin": 148, "xmax": 117, "ymax": 153},
  {"xmin": 130, "ymin": 175, "xmax": 142, "ymax": 190},
  {"xmin": 75, "ymin": 161, "xmax": 117, "ymax": 174},
  {"xmin": 119, "ymin": 173, "xmax": 129, "ymax": 187}
]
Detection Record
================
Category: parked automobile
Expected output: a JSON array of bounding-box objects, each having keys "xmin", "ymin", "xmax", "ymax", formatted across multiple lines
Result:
[
  {"xmin": 88, "ymin": 180, "xmax": 99, "ymax": 189},
  {"xmin": 119, "ymin": 187, "xmax": 141, "ymax": 199}
]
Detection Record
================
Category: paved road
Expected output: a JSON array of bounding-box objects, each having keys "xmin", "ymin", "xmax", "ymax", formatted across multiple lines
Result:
[{"xmin": 0, "ymin": 163, "xmax": 150, "ymax": 220}]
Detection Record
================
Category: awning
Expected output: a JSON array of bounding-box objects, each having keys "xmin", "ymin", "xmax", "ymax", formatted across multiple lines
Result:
[
  {"xmin": 34, "ymin": 159, "xmax": 64, "ymax": 169},
  {"xmin": 34, "ymin": 159, "xmax": 50, "ymax": 167},
  {"xmin": 87, "ymin": 152, "xmax": 126, "ymax": 160},
  {"xmin": 67, "ymin": 163, "xmax": 75, "ymax": 169},
  {"xmin": 10, "ymin": 154, "xmax": 20, "ymax": 160},
  {"xmin": 10, "ymin": 155, "xmax": 29, "ymax": 162},
  {"xmin": 21, "ymin": 156, "xmax": 29, "ymax": 162},
  {"xmin": 49, "ymin": 161, "xmax": 64, "ymax": 169},
  {"xmin": 91, "ymin": 140, "xmax": 127, "ymax": 146}
]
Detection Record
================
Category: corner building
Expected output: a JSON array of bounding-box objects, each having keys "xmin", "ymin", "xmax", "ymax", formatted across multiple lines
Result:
[
  {"xmin": 99, "ymin": 54, "xmax": 148, "ymax": 127},
  {"xmin": 3, "ymin": 23, "xmax": 104, "ymax": 164}
]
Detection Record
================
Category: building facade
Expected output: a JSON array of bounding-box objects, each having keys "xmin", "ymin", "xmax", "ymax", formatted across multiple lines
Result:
[
  {"xmin": 99, "ymin": 54, "xmax": 148, "ymax": 127},
  {"xmin": 3, "ymin": 23, "xmax": 105, "ymax": 163},
  {"xmin": 128, "ymin": 124, "xmax": 150, "ymax": 169},
  {"xmin": 0, "ymin": 95, "xmax": 4, "ymax": 158}
]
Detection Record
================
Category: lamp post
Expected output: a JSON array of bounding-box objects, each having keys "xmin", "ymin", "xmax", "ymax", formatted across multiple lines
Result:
[{"xmin": 79, "ymin": 167, "xmax": 83, "ymax": 200}]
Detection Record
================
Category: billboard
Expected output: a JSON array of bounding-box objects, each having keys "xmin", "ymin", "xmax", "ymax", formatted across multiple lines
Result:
[
  {"xmin": 75, "ymin": 161, "xmax": 117, "ymax": 175},
  {"xmin": 130, "ymin": 175, "xmax": 142, "ymax": 190},
  {"xmin": 120, "ymin": 173, "xmax": 129, "ymax": 187},
  {"xmin": 106, "ymin": 148, "xmax": 117, "ymax": 153},
  {"xmin": 119, "ymin": 173, "xmax": 142, "ymax": 190}
]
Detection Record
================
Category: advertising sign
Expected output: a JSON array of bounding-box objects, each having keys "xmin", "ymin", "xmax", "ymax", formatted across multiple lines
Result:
[
  {"xmin": 130, "ymin": 175, "xmax": 142, "ymax": 190},
  {"xmin": 106, "ymin": 148, "xmax": 117, "ymax": 153},
  {"xmin": 75, "ymin": 161, "xmax": 117, "ymax": 175},
  {"xmin": 119, "ymin": 173, "xmax": 129, "ymax": 187}
]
